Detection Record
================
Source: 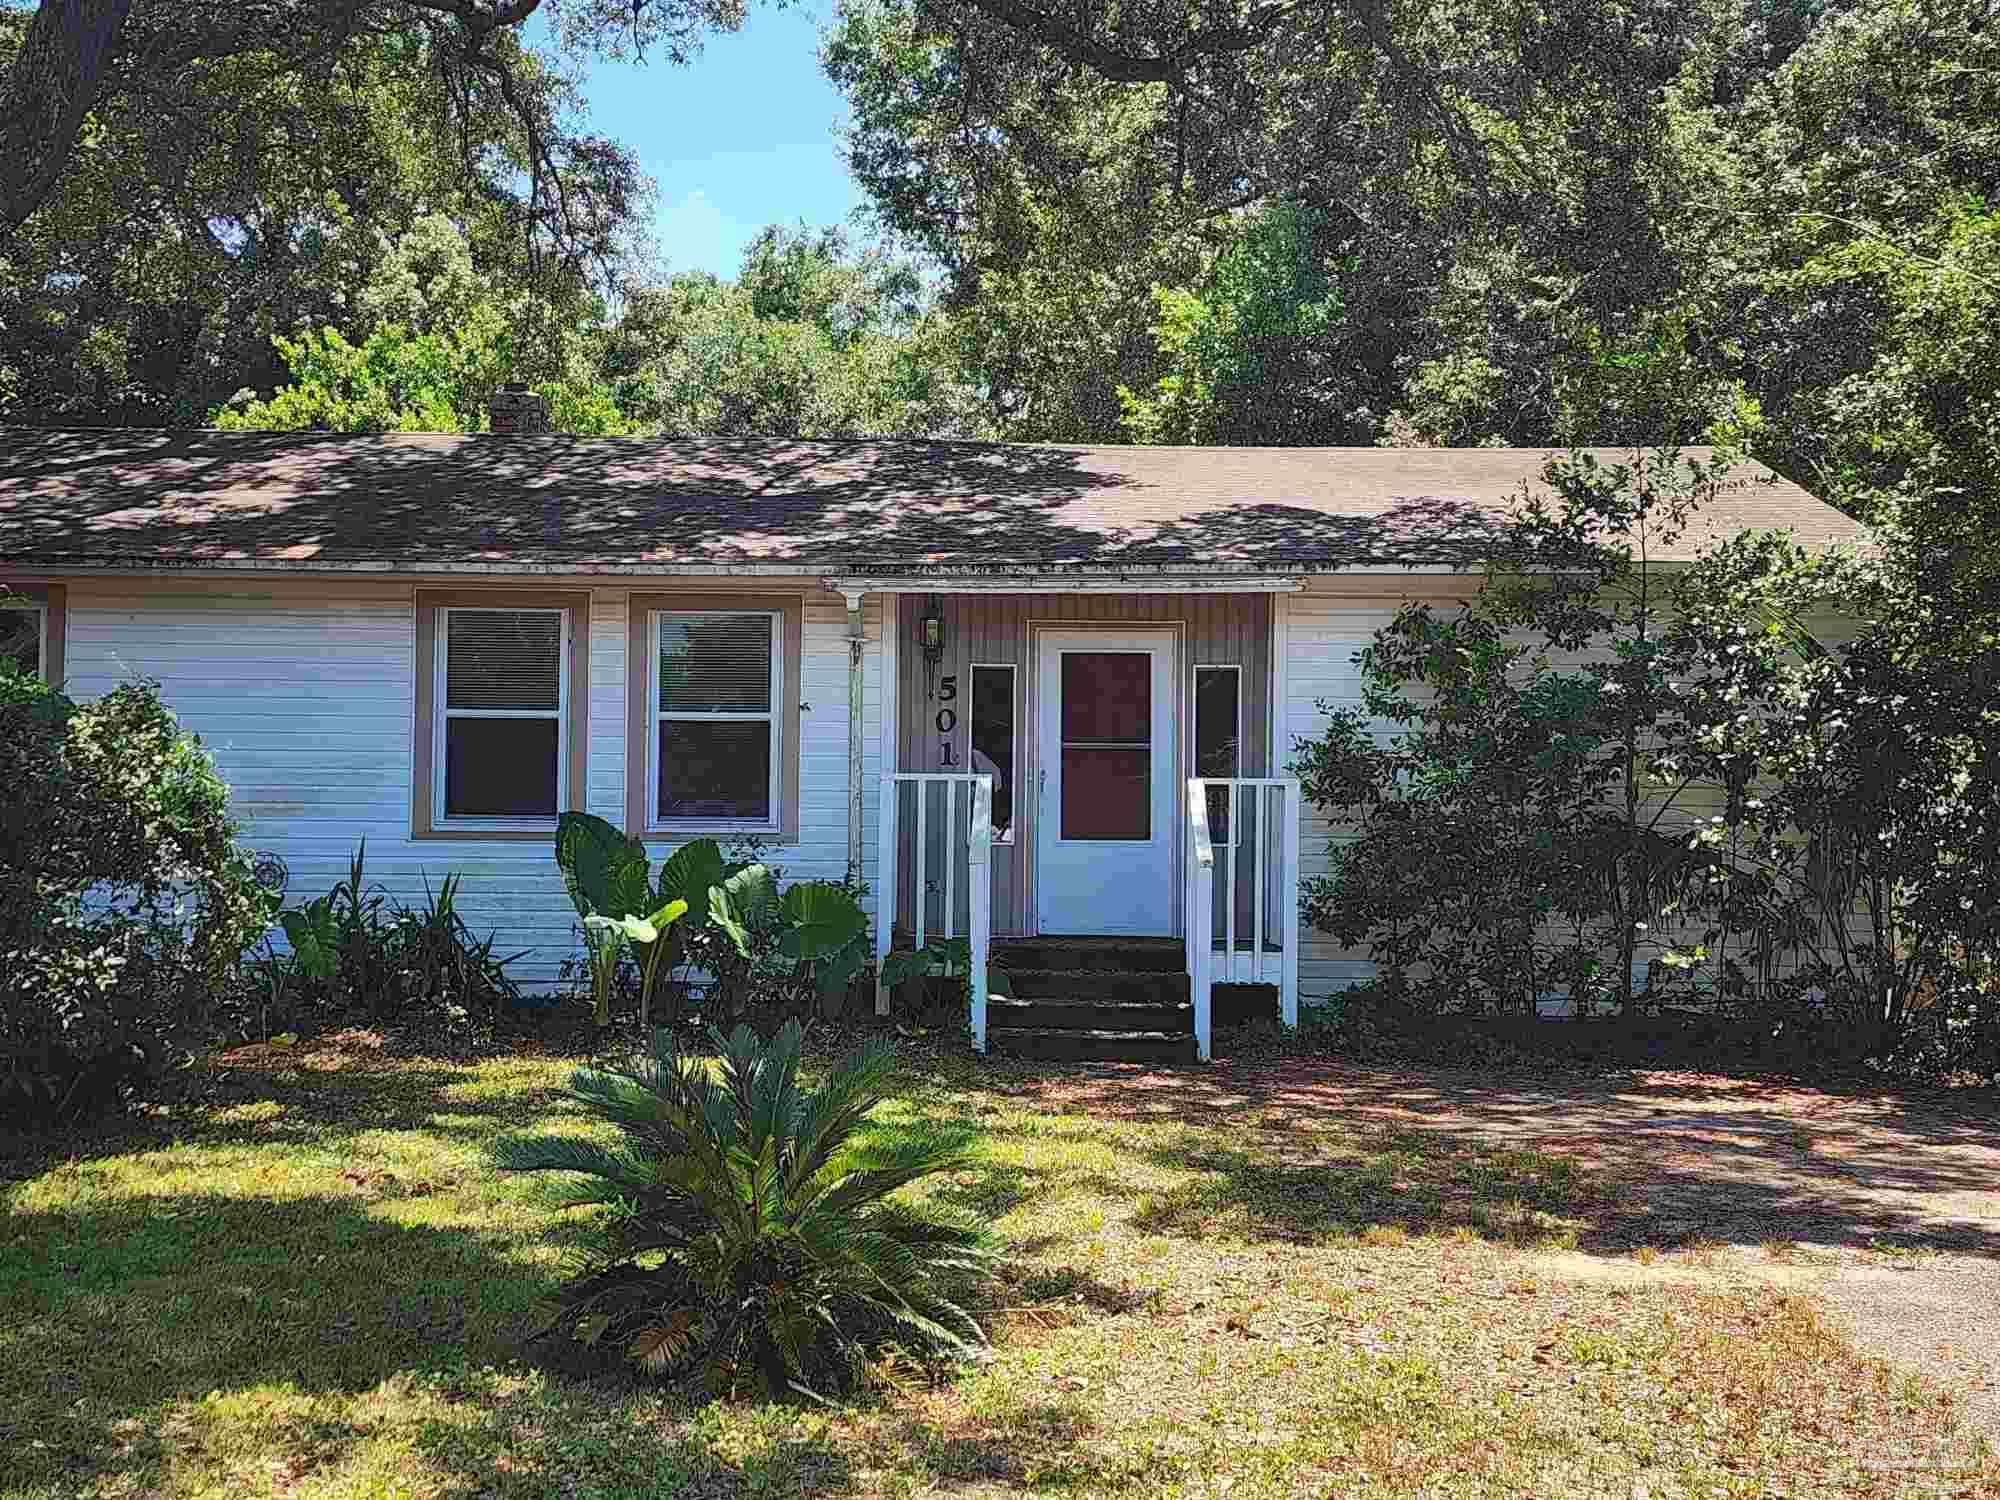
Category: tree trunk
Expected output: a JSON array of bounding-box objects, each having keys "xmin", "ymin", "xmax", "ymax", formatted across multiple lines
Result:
[{"xmin": 0, "ymin": 0, "xmax": 134, "ymax": 234}]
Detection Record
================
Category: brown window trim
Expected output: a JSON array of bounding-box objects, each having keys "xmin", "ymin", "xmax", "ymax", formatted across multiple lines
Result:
[
  {"xmin": 412, "ymin": 588, "xmax": 590, "ymax": 841},
  {"xmin": 626, "ymin": 592, "xmax": 803, "ymax": 844},
  {"xmin": 1, "ymin": 579, "xmax": 66, "ymax": 685}
]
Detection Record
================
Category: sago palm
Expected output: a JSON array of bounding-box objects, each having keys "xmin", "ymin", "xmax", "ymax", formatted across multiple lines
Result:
[{"xmin": 495, "ymin": 1020, "xmax": 996, "ymax": 1398}]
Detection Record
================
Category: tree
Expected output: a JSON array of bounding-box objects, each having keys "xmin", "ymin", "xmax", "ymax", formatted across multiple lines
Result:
[
  {"xmin": 1116, "ymin": 198, "xmax": 1355, "ymax": 444},
  {"xmin": 212, "ymin": 213, "xmax": 630, "ymax": 432},
  {"xmin": 0, "ymin": 0, "xmax": 733, "ymax": 245},
  {"xmin": 0, "ymin": 17, "xmax": 646, "ymax": 426},
  {"xmin": 602, "ymin": 223, "xmax": 991, "ymax": 438}
]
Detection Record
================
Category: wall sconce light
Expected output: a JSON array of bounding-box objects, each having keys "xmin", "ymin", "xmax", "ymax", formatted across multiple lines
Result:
[{"xmin": 919, "ymin": 594, "xmax": 946, "ymax": 691}]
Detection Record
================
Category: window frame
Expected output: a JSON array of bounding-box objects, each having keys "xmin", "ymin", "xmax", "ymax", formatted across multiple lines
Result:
[
  {"xmin": 1191, "ymin": 663, "xmax": 1245, "ymax": 849},
  {"xmin": 626, "ymin": 592, "xmax": 803, "ymax": 843},
  {"xmin": 968, "ymin": 661, "xmax": 1020, "ymax": 845},
  {"xmin": 0, "ymin": 580, "xmax": 64, "ymax": 684},
  {"xmin": 411, "ymin": 589, "xmax": 589, "ymax": 840},
  {"xmin": 650, "ymin": 607, "xmax": 783, "ymax": 835}
]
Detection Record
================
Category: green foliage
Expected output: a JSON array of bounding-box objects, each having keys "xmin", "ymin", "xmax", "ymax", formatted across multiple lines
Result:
[
  {"xmin": 0, "ymin": 16, "xmax": 650, "ymax": 428},
  {"xmin": 1293, "ymin": 449, "xmax": 1998, "ymax": 1076},
  {"xmin": 496, "ymin": 1021, "xmax": 996, "ymax": 1397},
  {"xmin": 1119, "ymin": 201, "xmax": 1349, "ymax": 445},
  {"xmin": 0, "ymin": 672, "xmax": 273, "ymax": 1118},
  {"xmin": 556, "ymin": 812, "xmax": 679, "ymax": 1026},
  {"xmin": 252, "ymin": 842, "xmax": 524, "ymax": 1039},
  {"xmin": 602, "ymin": 224, "xmax": 990, "ymax": 438},
  {"xmin": 212, "ymin": 215, "xmax": 632, "ymax": 434}
]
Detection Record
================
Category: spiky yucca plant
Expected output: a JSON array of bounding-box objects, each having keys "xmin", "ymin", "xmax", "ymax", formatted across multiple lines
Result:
[{"xmin": 496, "ymin": 1021, "xmax": 996, "ymax": 1398}]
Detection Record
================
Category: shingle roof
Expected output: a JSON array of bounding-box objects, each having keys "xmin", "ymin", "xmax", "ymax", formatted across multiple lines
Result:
[{"xmin": 0, "ymin": 426, "xmax": 1870, "ymax": 574}]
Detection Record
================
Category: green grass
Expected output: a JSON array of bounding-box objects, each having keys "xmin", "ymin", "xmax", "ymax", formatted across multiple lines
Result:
[{"xmin": 2, "ymin": 1029, "xmax": 1993, "ymax": 1498}]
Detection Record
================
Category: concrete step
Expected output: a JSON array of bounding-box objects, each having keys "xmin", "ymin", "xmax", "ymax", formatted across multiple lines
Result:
[
  {"xmin": 989, "ymin": 997, "xmax": 1192, "ymax": 1033},
  {"xmin": 1003, "ymin": 967, "xmax": 1191, "ymax": 1005},
  {"xmin": 994, "ymin": 937, "xmax": 1185, "ymax": 974},
  {"xmin": 988, "ymin": 1028, "xmax": 1199, "ymax": 1064}
]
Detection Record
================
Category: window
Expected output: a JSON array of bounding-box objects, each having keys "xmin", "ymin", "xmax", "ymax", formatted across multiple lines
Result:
[
  {"xmin": 626, "ymin": 594, "xmax": 803, "ymax": 839},
  {"xmin": 0, "ymin": 583, "xmax": 62, "ymax": 683},
  {"xmin": 1059, "ymin": 650, "xmax": 1154, "ymax": 841},
  {"xmin": 969, "ymin": 664, "xmax": 1017, "ymax": 842},
  {"xmin": 654, "ymin": 610, "xmax": 780, "ymax": 827},
  {"xmin": 1194, "ymin": 665, "xmax": 1242, "ymax": 844},
  {"xmin": 413, "ymin": 590, "xmax": 587, "ymax": 837}
]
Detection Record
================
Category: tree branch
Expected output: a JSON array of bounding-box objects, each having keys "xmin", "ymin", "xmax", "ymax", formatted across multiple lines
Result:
[{"xmin": 955, "ymin": 0, "xmax": 1295, "ymax": 83}]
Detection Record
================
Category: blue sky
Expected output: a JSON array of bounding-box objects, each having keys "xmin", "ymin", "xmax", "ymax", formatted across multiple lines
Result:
[{"xmin": 539, "ymin": 2, "xmax": 865, "ymax": 278}]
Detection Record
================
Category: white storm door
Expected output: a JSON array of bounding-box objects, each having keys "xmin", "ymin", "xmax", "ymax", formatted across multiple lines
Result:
[{"xmin": 1034, "ymin": 629, "xmax": 1177, "ymax": 935}]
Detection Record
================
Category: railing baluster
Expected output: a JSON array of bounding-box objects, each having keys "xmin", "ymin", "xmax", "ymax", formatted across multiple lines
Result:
[
  {"xmin": 1224, "ymin": 782, "xmax": 1238, "ymax": 982},
  {"xmin": 1252, "ymin": 784, "xmax": 1265, "ymax": 986},
  {"xmin": 968, "ymin": 775, "xmax": 992, "ymax": 1054},
  {"xmin": 1281, "ymin": 780, "xmax": 1300, "ymax": 1029},
  {"xmin": 876, "ymin": 774, "xmax": 897, "ymax": 1015},
  {"xmin": 943, "ymin": 778, "xmax": 957, "ymax": 942},
  {"xmin": 914, "ymin": 779, "xmax": 928, "ymax": 950}
]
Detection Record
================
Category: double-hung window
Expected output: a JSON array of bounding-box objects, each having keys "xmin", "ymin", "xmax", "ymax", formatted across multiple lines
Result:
[
  {"xmin": 627, "ymin": 593, "xmax": 801, "ymax": 839},
  {"xmin": 651, "ymin": 610, "xmax": 781, "ymax": 828},
  {"xmin": 415, "ymin": 591, "xmax": 586, "ymax": 836}
]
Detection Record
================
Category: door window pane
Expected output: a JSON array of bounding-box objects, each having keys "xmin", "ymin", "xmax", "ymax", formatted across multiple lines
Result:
[
  {"xmin": 1061, "ymin": 748, "xmax": 1150, "ymax": 840},
  {"xmin": 1195, "ymin": 666, "xmax": 1242, "ymax": 843},
  {"xmin": 658, "ymin": 720, "xmax": 773, "ymax": 821},
  {"xmin": 1060, "ymin": 652, "xmax": 1150, "ymax": 742},
  {"xmin": 970, "ymin": 665, "xmax": 1015, "ymax": 840}
]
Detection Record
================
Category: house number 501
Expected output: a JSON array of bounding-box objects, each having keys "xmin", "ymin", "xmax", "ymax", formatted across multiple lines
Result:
[{"xmin": 936, "ymin": 675, "xmax": 958, "ymax": 767}]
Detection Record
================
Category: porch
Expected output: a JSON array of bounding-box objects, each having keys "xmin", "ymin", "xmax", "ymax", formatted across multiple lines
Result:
[{"xmin": 862, "ymin": 587, "xmax": 1304, "ymax": 1062}]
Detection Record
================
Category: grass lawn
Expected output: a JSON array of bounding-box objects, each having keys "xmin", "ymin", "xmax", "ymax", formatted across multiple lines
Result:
[{"xmin": 3, "ymin": 1028, "xmax": 1994, "ymax": 1499}]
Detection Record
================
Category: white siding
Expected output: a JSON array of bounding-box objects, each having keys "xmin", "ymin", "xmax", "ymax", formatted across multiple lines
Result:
[
  {"xmin": 63, "ymin": 582, "xmax": 885, "ymax": 991},
  {"xmin": 1279, "ymin": 584, "xmax": 1406, "ymax": 1003}
]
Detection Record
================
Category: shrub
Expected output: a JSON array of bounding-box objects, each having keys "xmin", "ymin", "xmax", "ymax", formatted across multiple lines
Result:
[
  {"xmin": 498, "ymin": 1021, "xmax": 995, "ymax": 1398},
  {"xmin": 1291, "ymin": 447, "xmax": 2000, "ymax": 1079},
  {"xmin": 244, "ymin": 842, "xmax": 525, "ymax": 1039},
  {"xmin": 1, "ymin": 671, "xmax": 272, "ymax": 1123},
  {"xmin": 553, "ymin": 813, "xmax": 873, "ymax": 1033}
]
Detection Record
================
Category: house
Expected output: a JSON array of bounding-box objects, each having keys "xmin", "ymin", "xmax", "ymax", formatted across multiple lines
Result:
[{"xmin": 0, "ymin": 406, "xmax": 1871, "ymax": 1060}]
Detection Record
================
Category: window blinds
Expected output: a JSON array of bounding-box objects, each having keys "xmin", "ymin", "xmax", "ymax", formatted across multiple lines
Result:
[{"xmin": 446, "ymin": 610, "xmax": 562, "ymax": 712}]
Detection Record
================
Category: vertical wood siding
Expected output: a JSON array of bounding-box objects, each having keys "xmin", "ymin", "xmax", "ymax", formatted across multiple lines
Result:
[
  {"xmin": 893, "ymin": 592, "xmax": 1272, "ymax": 936},
  {"xmin": 62, "ymin": 582, "xmax": 882, "ymax": 990}
]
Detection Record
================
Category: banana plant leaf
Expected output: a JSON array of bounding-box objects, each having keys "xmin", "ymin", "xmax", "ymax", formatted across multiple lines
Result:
[
  {"xmin": 556, "ymin": 811, "xmax": 651, "ymax": 921},
  {"xmin": 584, "ymin": 898, "xmax": 690, "ymax": 947},
  {"xmin": 709, "ymin": 864, "xmax": 778, "ymax": 957}
]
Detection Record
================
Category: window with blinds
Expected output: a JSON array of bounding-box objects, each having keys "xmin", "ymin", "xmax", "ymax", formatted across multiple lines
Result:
[
  {"xmin": 654, "ymin": 610, "xmax": 780, "ymax": 826},
  {"xmin": 436, "ymin": 607, "xmax": 567, "ymax": 821},
  {"xmin": 1, "ymin": 606, "xmax": 43, "ymax": 679}
]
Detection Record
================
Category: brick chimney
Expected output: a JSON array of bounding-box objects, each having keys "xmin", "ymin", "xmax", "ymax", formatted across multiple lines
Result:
[{"xmin": 488, "ymin": 382, "xmax": 550, "ymax": 435}]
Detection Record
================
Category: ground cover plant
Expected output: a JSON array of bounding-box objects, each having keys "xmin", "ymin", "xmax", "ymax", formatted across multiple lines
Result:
[{"xmin": 2, "ymin": 1031, "xmax": 1993, "ymax": 1498}]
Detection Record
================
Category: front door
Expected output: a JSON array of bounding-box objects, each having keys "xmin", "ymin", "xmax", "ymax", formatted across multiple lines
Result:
[{"xmin": 1034, "ymin": 629, "xmax": 1177, "ymax": 935}]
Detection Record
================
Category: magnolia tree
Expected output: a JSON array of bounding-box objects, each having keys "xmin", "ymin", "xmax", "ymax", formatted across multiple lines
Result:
[{"xmin": 1292, "ymin": 447, "xmax": 1999, "ymax": 1075}]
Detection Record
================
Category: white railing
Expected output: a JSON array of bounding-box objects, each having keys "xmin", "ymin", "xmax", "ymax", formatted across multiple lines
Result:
[
  {"xmin": 875, "ymin": 773, "xmax": 994, "ymax": 1052},
  {"xmin": 1186, "ymin": 777, "xmax": 1302, "ymax": 1062}
]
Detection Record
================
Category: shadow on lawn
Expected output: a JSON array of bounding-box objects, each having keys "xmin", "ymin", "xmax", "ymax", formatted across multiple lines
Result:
[{"xmin": 904, "ymin": 1052, "xmax": 2000, "ymax": 1259}]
